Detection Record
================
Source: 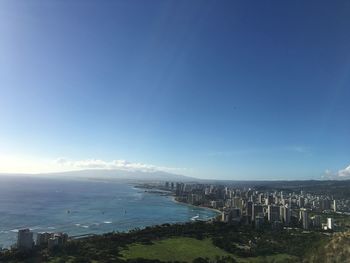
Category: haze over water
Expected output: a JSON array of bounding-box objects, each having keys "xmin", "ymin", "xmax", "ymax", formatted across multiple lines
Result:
[{"xmin": 0, "ymin": 176, "xmax": 217, "ymax": 248}]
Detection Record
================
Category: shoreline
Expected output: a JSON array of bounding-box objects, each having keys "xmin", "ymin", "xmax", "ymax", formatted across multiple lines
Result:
[
  {"xmin": 134, "ymin": 184, "xmax": 221, "ymax": 220},
  {"xmin": 170, "ymin": 196, "xmax": 221, "ymax": 219},
  {"xmin": 71, "ymin": 196, "xmax": 221, "ymax": 244}
]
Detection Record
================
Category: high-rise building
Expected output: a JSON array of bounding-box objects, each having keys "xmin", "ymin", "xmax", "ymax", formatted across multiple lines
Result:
[
  {"xmin": 300, "ymin": 208, "xmax": 309, "ymax": 229},
  {"xmin": 36, "ymin": 232, "xmax": 51, "ymax": 247},
  {"xmin": 247, "ymin": 201, "xmax": 253, "ymax": 217},
  {"xmin": 221, "ymin": 208, "xmax": 241, "ymax": 223},
  {"xmin": 48, "ymin": 237, "xmax": 59, "ymax": 250},
  {"xmin": 258, "ymin": 193, "xmax": 264, "ymax": 204},
  {"xmin": 280, "ymin": 205, "xmax": 290, "ymax": 225},
  {"xmin": 267, "ymin": 205, "xmax": 280, "ymax": 222},
  {"xmin": 252, "ymin": 204, "xmax": 264, "ymax": 221},
  {"xmin": 333, "ymin": 200, "xmax": 337, "ymax": 212},
  {"xmin": 175, "ymin": 183, "xmax": 184, "ymax": 196},
  {"xmin": 231, "ymin": 208, "xmax": 241, "ymax": 222},
  {"xmin": 222, "ymin": 210, "xmax": 230, "ymax": 223},
  {"xmin": 17, "ymin": 229, "xmax": 33, "ymax": 250},
  {"xmin": 298, "ymin": 197, "xmax": 305, "ymax": 208},
  {"xmin": 274, "ymin": 196, "xmax": 280, "ymax": 205},
  {"xmin": 265, "ymin": 195, "xmax": 273, "ymax": 205},
  {"xmin": 233, "ymin": 197, "xmax": 241, "ymax": 209},
  {"xmin": 312, "ymin": 215, "xmax": 321, "ymax": 228},
  {"xmin": 320, "ymin": 199, "xmax": 331, "ymax": 211},
  {"xmin": 225, "ymin": 198, "xmax": 232, "ymax": 208},
  {"xmin": 189, "ymin": 194, "xmax": 202, "ymax": 204},
  {"xmin": 327, "ymin": 218, "xmax": 334, "ymax": 230}
]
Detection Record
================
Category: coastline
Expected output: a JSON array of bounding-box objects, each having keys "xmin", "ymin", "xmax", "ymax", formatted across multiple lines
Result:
[
  {"xmin": 134, "ymin": 184, "xmax": 221, "ymax": 220},
  {"xmin": 0, "ymin": 182, "xmax": 220, "ymax": 249},
  {"xmin": 170, "ymin": 195, "xmax": 221, "ymax": 219},
  {"xmin": 71, "ymin": 195, "xmax": 221, "ymax": 243}
]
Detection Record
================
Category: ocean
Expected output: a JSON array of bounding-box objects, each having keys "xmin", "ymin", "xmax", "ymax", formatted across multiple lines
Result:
[{"xmin": 0, "ymin": 176, "xmax": 218, "ymax": 248}]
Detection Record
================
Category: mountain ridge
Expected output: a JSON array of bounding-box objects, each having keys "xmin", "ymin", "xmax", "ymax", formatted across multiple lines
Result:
[{"xmin": 0, "ymin": 169, "xmax": 197, "ymax": 182}]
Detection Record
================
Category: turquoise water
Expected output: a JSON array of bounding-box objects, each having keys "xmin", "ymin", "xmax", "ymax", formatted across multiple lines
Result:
[{"xmin": 0, "ymin": 176, "xmax": 217, "ymax": 248}]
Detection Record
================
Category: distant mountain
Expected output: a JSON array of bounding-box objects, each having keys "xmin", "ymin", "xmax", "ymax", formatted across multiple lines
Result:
[{"xmin": 30, "ymin": 169, "xmax": 197, "ymax": 182}]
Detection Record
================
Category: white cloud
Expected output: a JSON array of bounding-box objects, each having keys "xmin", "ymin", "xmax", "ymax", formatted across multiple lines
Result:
[
  {"xmin": 55, "ymin": 158, "xmax": 185, "ymax": 174},
  {"xmin": 323, "ymin": 164, "xmax": 350, "ymax": 180},
  {"xmin": 0, "ymin": 153, "xmax": 186, "ymax": 175},
  {"xmin": 338, "ymin": 165, "xmax": 350, "ymax": 178}
]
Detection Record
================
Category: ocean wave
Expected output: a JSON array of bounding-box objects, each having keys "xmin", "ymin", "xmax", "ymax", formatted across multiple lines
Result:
[
  {"xmin": 103, "ymin": 221, "xmax": 112, "ymax": 224},
  {"xmin": 190, "ymin": 215, "xmax": 200, "ymax": 221}
]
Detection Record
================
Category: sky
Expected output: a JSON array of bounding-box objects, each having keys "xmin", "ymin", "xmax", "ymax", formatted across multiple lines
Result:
[{"xmin": 0, "ymin": 0, "xmax": 350, "ymax": 180}]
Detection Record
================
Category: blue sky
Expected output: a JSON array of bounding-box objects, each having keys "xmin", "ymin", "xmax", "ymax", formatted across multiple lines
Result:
[{"xmin": 0, "ymin": 0, "xmax": 349, "ymax": 179}]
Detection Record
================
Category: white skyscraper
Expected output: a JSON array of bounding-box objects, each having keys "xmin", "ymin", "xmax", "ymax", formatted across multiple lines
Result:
[
  {"xmin": 280, "ymin": 205, "xmax": 291, "ymax": 225},
  {"xmin": 327, "ymin": 218, "xmax": 334, "ymax": 230}
]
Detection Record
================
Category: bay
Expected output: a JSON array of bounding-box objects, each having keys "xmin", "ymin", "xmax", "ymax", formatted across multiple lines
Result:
[{"xmin": 0, "ymin": 176, "xmax": 217, "ymax": 248}]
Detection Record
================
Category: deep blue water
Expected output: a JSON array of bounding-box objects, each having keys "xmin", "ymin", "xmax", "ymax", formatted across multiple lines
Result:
[{"xmin": 0, "ymin": 176, "xmax": 217, "ymax": 248}]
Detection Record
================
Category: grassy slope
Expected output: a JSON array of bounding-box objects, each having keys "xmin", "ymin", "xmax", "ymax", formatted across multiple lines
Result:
[
  {"xmin": 121, "ymin": 237, "xmax": 231, "ymax": 262},
  {"xmin": 121, "ymin": 237, "xmax": 298, "ymax": 263}
]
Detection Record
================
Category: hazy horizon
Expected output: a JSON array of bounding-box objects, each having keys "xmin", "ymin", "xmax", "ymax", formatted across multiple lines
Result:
[{"xmin": 1, "ymin": 1, "xmax": 350, "ymax": 180}]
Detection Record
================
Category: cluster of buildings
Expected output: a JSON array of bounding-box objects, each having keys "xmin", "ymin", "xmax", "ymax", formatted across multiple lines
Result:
[
  {"xmin": 164, "ymin": 182, "xmax": 340, "ymax": 231},
  {"xmin": 16, "ymin": 229, "xmax": 68, "ymax": 251}
]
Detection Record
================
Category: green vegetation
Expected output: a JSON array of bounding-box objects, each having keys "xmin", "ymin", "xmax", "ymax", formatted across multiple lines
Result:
[
  {"xmin": 239, "ymin": 254, "xmax": 297, "ymax": 263},
  {"xmin": 121, "ymin": 237, "xmax": 231, "ymax": 262},
  {"xmin": 0, "ymin": 221, "xmax": 332, "ymax": 263},
  {"xmin": 304, "ymin": 231, "xmax": 350, "ymax": 263},
  {"xmin": 121, "ymin": 237, "xmax": 298, "ymax": 263}
]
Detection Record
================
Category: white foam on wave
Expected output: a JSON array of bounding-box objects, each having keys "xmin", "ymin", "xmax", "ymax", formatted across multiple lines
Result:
[
  {"xmin": 75, "ymin": 223, "xmax": 81, "ymax": 227},
  {"xmin": 81, "ymin": 225, "xmax": 89, "ymax": 228},
  {"xmin": 103, "ymin": 221, "xmax": 112, "ymax": 224},
  {"xmin": 47, "ymin": 226, "xmax": 56, "ymax": 230},
  {"xmin": 190, "ymin": 215, "xmax": 200, "ymax": 221},
  {"xmin": 10, "ymin": 229, "xmax": 19, "ymax": 233}
]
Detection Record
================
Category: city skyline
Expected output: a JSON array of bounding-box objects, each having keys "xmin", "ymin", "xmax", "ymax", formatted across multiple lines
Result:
[{"xmin": 1, "ymin": 1, "xmax": 350, "ymax": 180}]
